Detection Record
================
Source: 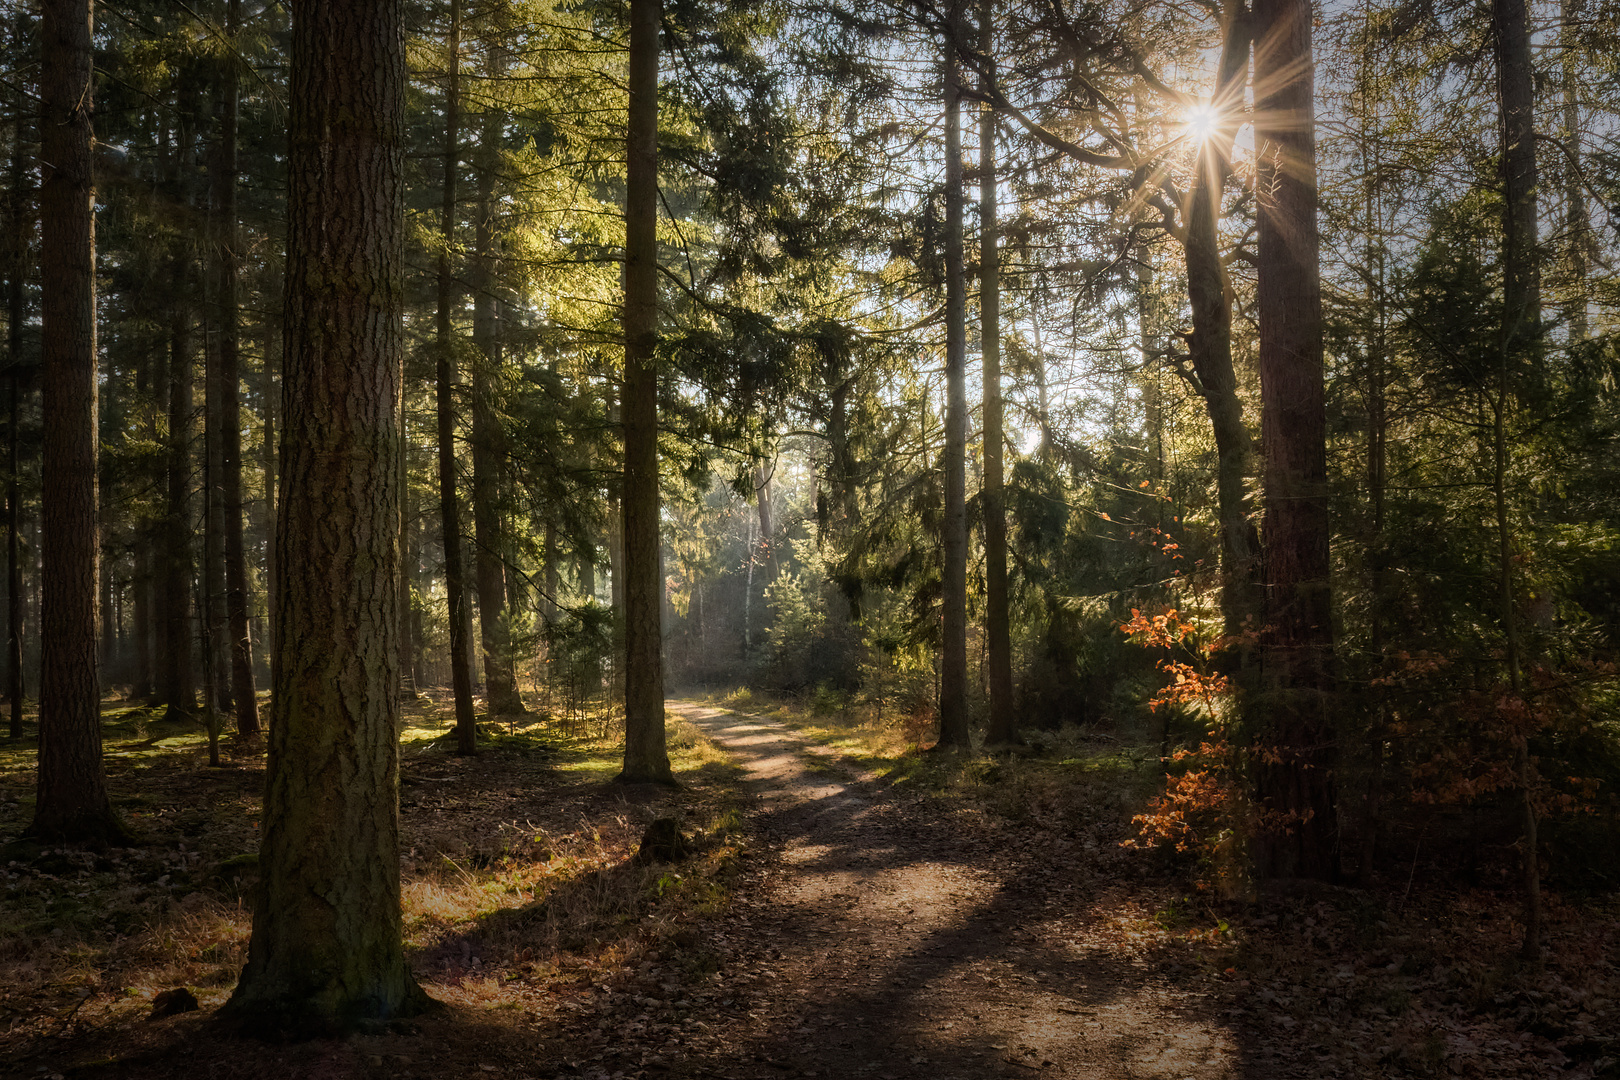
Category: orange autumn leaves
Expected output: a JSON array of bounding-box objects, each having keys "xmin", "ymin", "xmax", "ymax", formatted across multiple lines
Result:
[
  {"xmin": 1118, "ymin": 607, "xmax": 1230, "ymax": 714},
  {"xmin": 1119, "ymin": 607, "xmax": 1241, "ymax": 875}
]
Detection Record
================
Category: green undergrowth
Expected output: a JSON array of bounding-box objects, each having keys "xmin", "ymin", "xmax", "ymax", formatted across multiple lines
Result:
[{"xmin": 695, "ymin": 687, "xmax": 1165, "ymax": 829}]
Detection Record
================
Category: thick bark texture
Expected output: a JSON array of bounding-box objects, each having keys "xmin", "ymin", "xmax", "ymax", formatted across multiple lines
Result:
[
  {"xmin": 31, "ymin": 0, "xmax": 120, "ymax": 843},
  {"xmin": 935, "ymin": 0, "xmax": 971, "ymax": 751},
  {"xmin": 435, "ymin": 0, "xmax": 476, "ymax": 753},
  {"xmin": 1251, "ymin": 0, "xmax": 1337, "ymax": 880},
  {"xmin": 213, "ymin": 0, "xmax": 258, "ymax": 736},
  {"xmin": 618, "ymin": 0, "xmax": 673, "ymax": 785},
  {"xmin": 222, "ymin": 0, "xmax": 429, "ymax": 1033},
  {"xmin": 979, "ymin": 0, "xmax": 1015, "ymax": 749}
]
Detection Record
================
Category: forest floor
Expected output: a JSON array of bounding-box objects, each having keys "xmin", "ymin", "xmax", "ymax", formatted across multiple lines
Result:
[{"xmin": 0, "ymin": 693, "xmax": 1616, "ymax": 1079}]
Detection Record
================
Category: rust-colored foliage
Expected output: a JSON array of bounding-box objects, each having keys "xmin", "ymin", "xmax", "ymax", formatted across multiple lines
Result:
[
  {"xmin": 1387, "ymin": 654, "xmax": 1611, "ymax": 817},
  {"xmin": 1118, "ymin": 608, "xmax": 1247, "ymax": 889},
  {"xmin": 1118, "ymin": 607, "xmax": 1231, "ymax": 714}
]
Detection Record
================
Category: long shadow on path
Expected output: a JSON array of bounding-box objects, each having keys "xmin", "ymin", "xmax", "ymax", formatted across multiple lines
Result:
[{"xmin": 664, "ymin": 702, "xmax": 1238, "ymax": 1080}]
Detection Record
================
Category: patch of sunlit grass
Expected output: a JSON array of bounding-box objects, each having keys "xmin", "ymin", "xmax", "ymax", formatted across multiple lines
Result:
[{"xmin": 668, "ymin": 716, "xmax": 743, "ymax": 783}]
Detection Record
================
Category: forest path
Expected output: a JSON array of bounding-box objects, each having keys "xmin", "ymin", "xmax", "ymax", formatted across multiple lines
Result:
[{"xmin": 660, "ymin": 700, "xmax": 1236, "ymax": 1080}]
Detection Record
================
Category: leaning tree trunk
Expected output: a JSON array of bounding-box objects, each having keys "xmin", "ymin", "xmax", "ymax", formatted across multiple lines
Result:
[
  {"xmin": 935, "ymin": 0, "xmax": 971, "ymax": 751},
  {"xmin": 617, "ymin": 0, "xmax": 673, "ymax": 785},
  {"xmin": 222, "ymin": 0, "xmax": 429, "ymax": 1033},
  {"xmin": 29, "ymin": 0, "xmax": 121, "ymax": 843},
  {"xmin": 213, "ymin": 0, "xmax": 258, "ymax": 736},
  {"xmin": 435, "ymin": 0, "xmax": 476, "ymax": 753},
  {"xmin": 979, "ymin": 0, "xmax": 1016, "ymax": 749},
  {"xmin": 1251, "ymin": 0, "xmax": 1337, "ymax": 881}
]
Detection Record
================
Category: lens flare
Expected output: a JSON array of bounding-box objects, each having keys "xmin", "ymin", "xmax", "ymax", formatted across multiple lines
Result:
[{"xmin": 1183, "ymin": 103, "xmax": 1220, "ymax": 142}]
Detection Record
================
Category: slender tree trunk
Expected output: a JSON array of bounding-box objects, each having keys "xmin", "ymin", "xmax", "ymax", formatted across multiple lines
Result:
[
  {"xmin": 262, "ymin": 342, "xmax": 276, "ymax": 639},
  {"xmin": 6, "ymin": 76, "xmax": 26, "ymax": 737},
  {"xmin": 435, "ymin": 0, "xmax": 476, "ymax": 753},
  {"xmin": 617, "ymin": 0, "xmax": 673, "ymax": 785},
  {"xmin": 213, "ymin": 0, "xmax": 257, "ymax": 735},
  {"xmin": 542, "ymin": 520, "xmax": 558, "ymax": 623},
  {"xmin": 1029, "ymin": 309, "xmax": 1051, "ymax": 452},
  {"xmin": 936, "ymin": 0, "xmax": 971, "ymax": 751},
  {"xmin": 753, "ymin": 458, "xmax": 777, "ymax": 583},
  {"xmin": 827, "ymin": 366, "xmax": 853, "ymax": 532},
  {"xmin": 202, "ymin": 440, "xmax": 222, "ymax": 765},
  {"xmin": 609, "ymin": 495, "xmax": 624, "ymax": 613},
  {"xmin": 398, "ymin": 397, "xmax": 413, "ymax": 699},
  {"xmin": 980, "ymin": 0, "xmax": 1015, "ymax": 748},
  {"xmin": 579, "ymin": 543, "xmax": 596, "ymax": 605},
  {"xmin": 223, "ymin": 0, "xmax": 428, "ymax": 1031},
  {"xmin": 132, "ymin": 545, "xmax": 150, "ymax": 698},
  {"xmin": 1496, "ymin": 0, "xmax": 1540, "ymax": 357},
  {"xmin": 100, "ymin": 551, "xmax": 114, "ymax": 672},
  {"xmin": 1251, "ymin": 0, "xmax": 1336, "ymax": 881},
  {"xmin": 7, "ymin": 368, "xmax": 21, "ymax": 737},
  {"xmin": 1357, "ymin": 35, "xmax": 1390, "ymax": 884},
  {"xmin": 470, "ymin": 91, "xmax": 521, "ymax": 714},
  {"xmin": 1493, "ymin": 0, "xmax": 1542, "ymax": 959},
  {"xmin": 204, "ymin": 283, "xmax": 230, "ymax": 717},
  {"xmin": 1561, "ymin": 0, "xmax": 1588, "ymax": 341},
  {"xmin": 29, "ymin": 0, "xmax": 121, "ymax": 843},
  {"xmin": 1183, "ymin": 4, "xmax": 1260, "ymax": 650},
  {"xmin": 158, "ymin": 251, "xmax": 195, "ymax": 715}
]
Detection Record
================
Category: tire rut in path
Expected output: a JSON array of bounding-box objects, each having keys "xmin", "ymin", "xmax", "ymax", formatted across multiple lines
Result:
[{"xmin": 670, "ymin": 701, "xmax": 1236, "ymax": 1080}]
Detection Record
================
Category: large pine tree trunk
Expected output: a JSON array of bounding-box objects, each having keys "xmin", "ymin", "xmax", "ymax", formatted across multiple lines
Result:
[
  {"xmin": 979, "ymin": 0, "xmax": 1015, "ymax": 748},
  {"xmin": 470, "ymin": 92, "xmax": 522, "ymax": 715},
  {"xmin": 223, "ymin": 0, "xmax": 428, "ymax": 1032},
  {"xmin": 213, "ymin": 0, "xmax": 258, "ymax": 736},
  {"xmin": 936, "ymin": 0, "xmax": 971, "ymax": 751},
  {"xmin": 1251, "ymin": 0, "xmax": 1337, "ymax": 881},
  {"xmin": 617, "ymin": 0, "xmax": 673, "ymax": 785},
  {"xmin": 30, "ymin": 0, "xmax": 121, "ymax": 843},
  {"xmin": 435, "ymin": 0, "xmax": 477, "ymax": 752}
]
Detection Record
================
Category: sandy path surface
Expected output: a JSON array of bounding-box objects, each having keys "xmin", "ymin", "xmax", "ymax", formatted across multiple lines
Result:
[{"xmin": 660, "ymin": 701, "xmax": 1238, "ymax": 1080}]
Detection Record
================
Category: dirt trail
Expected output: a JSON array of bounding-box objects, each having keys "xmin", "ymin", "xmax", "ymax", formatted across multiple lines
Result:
[{"xmin": 661, "ymin": 701, "xmax": 1236, "ymax": 1080}]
